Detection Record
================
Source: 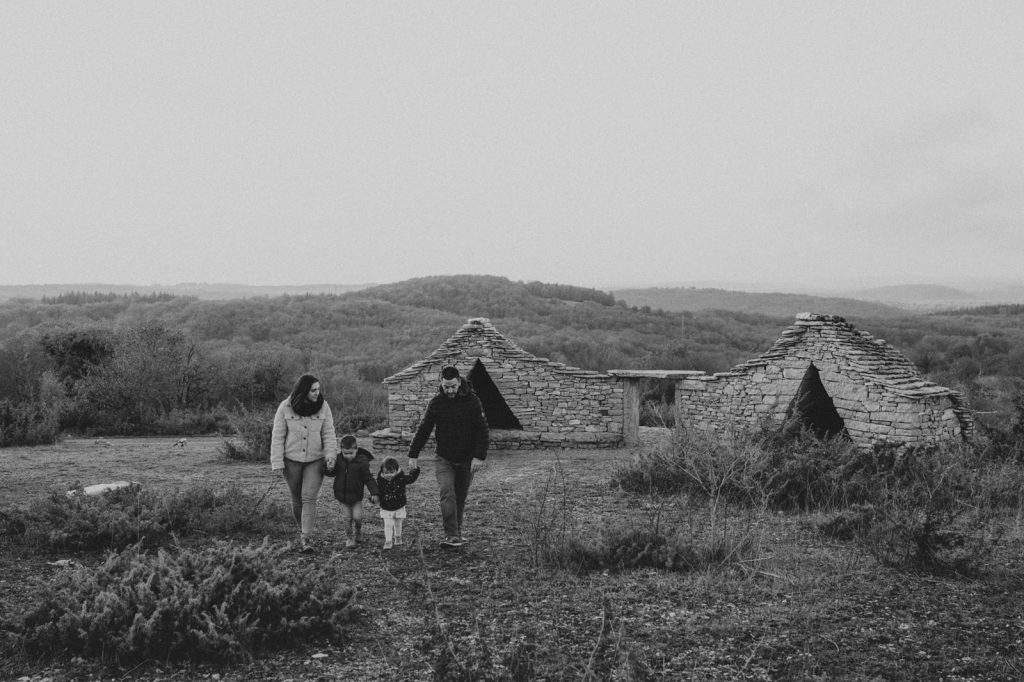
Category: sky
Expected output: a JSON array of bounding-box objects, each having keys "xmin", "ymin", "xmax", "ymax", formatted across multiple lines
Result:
[{"xmin": 2, "ymin": 2, "xmax": 1023, "ymax": 292}]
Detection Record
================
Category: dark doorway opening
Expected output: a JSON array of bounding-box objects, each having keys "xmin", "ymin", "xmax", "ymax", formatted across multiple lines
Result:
[
  {"xmin": 784, "ymin": 364, "xmax": 847, "ymax": 439},
  {"xmin": 467, "ymin": 359, "xmax": 522, "ymax": 430}
]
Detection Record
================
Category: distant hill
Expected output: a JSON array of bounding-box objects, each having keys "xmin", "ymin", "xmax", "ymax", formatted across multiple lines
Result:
[
  {"xmin": 846, "ymin": 284, "xmax": 979, "ymax": 309},
  {"xmin": 0, "ymin": 282, "xmax": 376, "ymax": 301},
  {"xmin": 610, "ymin": 287, "xmax": 907, "ymax": 319}
]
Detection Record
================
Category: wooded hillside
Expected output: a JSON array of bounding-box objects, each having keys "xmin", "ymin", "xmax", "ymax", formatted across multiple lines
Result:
[{"xmin": 1, "ymin": 275, "xmax": 1021, "ymax": 443}]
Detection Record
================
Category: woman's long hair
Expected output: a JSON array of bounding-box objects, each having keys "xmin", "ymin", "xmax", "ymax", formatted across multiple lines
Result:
[{"xmin": 289, "ymin": 374, "xmax": 324, "ymax": 415}]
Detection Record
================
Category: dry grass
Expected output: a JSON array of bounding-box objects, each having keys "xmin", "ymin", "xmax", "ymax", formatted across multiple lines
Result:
[{"xmin": 2, "ymin": 432, "xmax": 1023, "ymax": 680}]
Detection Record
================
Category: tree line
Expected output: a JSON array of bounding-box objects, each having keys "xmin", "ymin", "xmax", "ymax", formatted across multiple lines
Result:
[{"xmin": 1, "ymin": 275, "xmax": 1022, "ymax": 446}]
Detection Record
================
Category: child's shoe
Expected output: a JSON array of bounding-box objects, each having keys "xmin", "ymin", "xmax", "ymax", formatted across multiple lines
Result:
[
  {"xmin": 345, "ymin": 537, "xmax": 357, "ymax": 549},
  {"xmin": 383, "ymin": 539, "xmax": 394, "ymax": 550},
  {"xmin": 394, "ymin": 535, "xmax": 403, "ymax": 546}
]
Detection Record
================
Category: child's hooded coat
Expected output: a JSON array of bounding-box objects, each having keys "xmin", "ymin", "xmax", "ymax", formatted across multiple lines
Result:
[{"xmin": 329, "ymin": 447, "xmax": 379, "ymax": 505}]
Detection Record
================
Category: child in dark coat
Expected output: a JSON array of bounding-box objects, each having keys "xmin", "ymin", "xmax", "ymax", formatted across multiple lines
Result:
[
  {"xmin": 327, "ymin": 434, "xmax": 379, "ymax": 548},
  {"xmin": 376, "ymin": 456, "xmax": 420, "ymax": 549}
]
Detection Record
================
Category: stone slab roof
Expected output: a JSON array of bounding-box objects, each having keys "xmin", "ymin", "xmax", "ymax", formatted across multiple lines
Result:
[
  {"xmin": 734, "ymin": 312, "xmax": 958, "ymax": 399},
  {"xmin": 383, "ymin": 317, "xmax": 609, "ymax": 384}
]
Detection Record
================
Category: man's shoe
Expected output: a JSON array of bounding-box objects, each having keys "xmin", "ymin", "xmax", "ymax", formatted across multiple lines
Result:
[{"xmin": 440, "ymin": 536, "xmax": 464, "ymax": 548}]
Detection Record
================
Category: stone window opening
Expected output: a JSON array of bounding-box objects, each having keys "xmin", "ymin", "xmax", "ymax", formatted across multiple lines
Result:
[
  {"xmin": 467, "ymin": 359, "xmax": 523, "ymax": 430},
  {"xmin": 784, "ymin": 363, "xmax": 848, "ymax": 440}
]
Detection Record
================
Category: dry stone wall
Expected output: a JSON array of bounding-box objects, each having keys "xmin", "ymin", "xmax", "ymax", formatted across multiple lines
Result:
[
  {"xmin": 372, "ymin": 318, "xmax": 624, "ymax": 456},
  {"xmin": 676, "ymin": 313, "xmax": 973, "ymax": 449}
]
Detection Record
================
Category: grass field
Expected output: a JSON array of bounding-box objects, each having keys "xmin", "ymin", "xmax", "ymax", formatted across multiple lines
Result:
[{"xmin": 2, "ymin": 432, "xmax": 1023, "ymax": 681}]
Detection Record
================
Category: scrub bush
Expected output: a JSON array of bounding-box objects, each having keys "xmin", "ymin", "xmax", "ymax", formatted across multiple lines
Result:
[
  {"xmin": 219, "ymin": 406, "xmax": 274, "ymax": 462},
  {"xmin": 0, "ymin": 398, "xmax": 60, "ymax": 447},
  {"xmin": 535, "ymin": 454, "xmax": 756, "ymax": 574},
  {"xmin": 3, "ymin": 539, "xmax": 354, "ymax": 665},
  {"xmin": 7, "ymin": 482, "xmax": 285, "ymax": 552},
  {"xmin": 818, "ymin": 444, "xmax": 1014, "ymax": 574}
]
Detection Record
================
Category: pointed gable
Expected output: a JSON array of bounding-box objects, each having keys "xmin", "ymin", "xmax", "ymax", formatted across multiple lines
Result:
[
  {"xmin": 677, "ymin": 313, "xmax": 973, "ymax": 449},
  {"xmin": 374, "ymin": 317, "xmax": 624, "ymax": 455}
]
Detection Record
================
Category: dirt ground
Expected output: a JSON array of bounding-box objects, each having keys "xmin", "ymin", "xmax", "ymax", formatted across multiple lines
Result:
[{"xmin": 2, "ymin": 432, "xmax": 1024, "ymax": 681}]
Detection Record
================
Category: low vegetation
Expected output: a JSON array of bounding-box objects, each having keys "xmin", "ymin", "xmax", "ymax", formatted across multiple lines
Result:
[
  {"xmin": 7, "ymin": 540, "xmax": 355, "ymax": 666},
  {"xmin": 2, "ymin": 276, "xmax": 1024, "ymax": 677},
  {"xmin": 7, "ymin": 482, "xmax": 289, "ymax": 552},
  {"xmin": 613, "ymin": 429, "xmax": 1024, "ymax": 575},
  {"xmin": 2, "ymin": 434, "xmax": 1020, "ymax": 680}
]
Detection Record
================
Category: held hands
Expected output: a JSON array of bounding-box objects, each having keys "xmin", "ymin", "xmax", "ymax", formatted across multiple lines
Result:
[
  {"xmin": 407, "ymin": 457, "xmax": 420, "ymax": 471},
  {"xmin": 470, "ymin": 458, "xmax": 485, "ymax": 473},
  {"xmin": 368, "ymin": 495, "xmax": 379, "ymax": 505}
]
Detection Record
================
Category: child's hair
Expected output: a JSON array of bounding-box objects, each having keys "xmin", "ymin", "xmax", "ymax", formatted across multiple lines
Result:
[
  {"xmin": 339, "ymin": 434, "xmax": 358, "ymax": 450},
  {"xmin": 381, "ymin": 456, "xmax": 399, "ymax": 473}
]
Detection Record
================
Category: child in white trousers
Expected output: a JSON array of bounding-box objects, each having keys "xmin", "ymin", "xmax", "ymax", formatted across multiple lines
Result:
[{"xmin": 375, "ymin": 456, "xmax": 420, "ymax": 549}]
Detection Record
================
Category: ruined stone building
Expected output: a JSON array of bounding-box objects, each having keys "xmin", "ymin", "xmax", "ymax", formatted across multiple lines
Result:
[
  {"xmin": 674, "ymin": 313, "xmax": 973, "ymax": 449},
  {"xmin": 371, "ymin": 318, "xmax": 624, "ymax": 456},
  {"xmin": 372, "ymin": 314, "xmax": 972, "ymax": 455}
]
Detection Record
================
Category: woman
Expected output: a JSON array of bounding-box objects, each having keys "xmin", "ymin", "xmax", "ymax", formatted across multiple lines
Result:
[{"xmin": 270, "ymin": 374, "xmax": 338, "ymax": 552}]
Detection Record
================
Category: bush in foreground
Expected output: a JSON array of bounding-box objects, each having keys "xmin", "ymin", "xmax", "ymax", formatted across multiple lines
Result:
[
  {"xmin": 3, "ymin": 482, "xmax": 286, "ymax": 552},
  {"xmin": 1, "ymin": 539, "xmax": 354, "ymax": 665}
]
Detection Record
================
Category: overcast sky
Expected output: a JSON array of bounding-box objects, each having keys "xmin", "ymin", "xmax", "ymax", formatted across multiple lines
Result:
[{"xmin": 2, "ymin": 2, "xmax": 1022, "ymax": 291}]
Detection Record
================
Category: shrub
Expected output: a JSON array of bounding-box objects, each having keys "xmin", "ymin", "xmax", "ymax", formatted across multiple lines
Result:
[
  {"xmin": 639, "ymin": 398, "xmax": 676, "ymax": 428},
  {"xmin": 612, "ymin": 428, "xmax": 770, "ymax": 507},
  {"xmin": 152, "ymin": 408, "xmax": 232, "ymax": 436},
  {"xmin": 539, "ymin": 517, "xmax": 755, "ymax": 574},
  {"xmin": 613, "ymin": 428, "xmax": 982, "ymax": 513},
  {"xmin": 0, "ymin": 398, "xmax": 60, "ymax": 447},
  {"xmin": 9, "ymin": 482, "xmax": 287, "ymax": 552},
  {"xmin": 332, "ymin": 380, "xmax": 388, "ymax": 433},
  {"xmin": 608, "ymin": 442, "xmax": 689, "ymax": 496},
  {"xmin": 2, "ymin": 539, "xmax": 354, "ymax": 665},
  {"xmin": 219, "ymin": 406, "xmax": 274, "ymax": 462},
  {"xmin": 615, "ymin": 428, "xmax": 1020, "ymax": 575},
  {"xmin": 818, "ymin": 443, "xmax": 1015, "ymax": 574},
  {"xmin": 536, "ymin": 454, "xmax": 756, "ymax": 574}
]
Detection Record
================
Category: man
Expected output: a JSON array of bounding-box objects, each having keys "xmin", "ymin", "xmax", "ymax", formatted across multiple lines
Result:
[{"xmin": 407, "ymin": 366, "xmax": 489, "ymax": 547}]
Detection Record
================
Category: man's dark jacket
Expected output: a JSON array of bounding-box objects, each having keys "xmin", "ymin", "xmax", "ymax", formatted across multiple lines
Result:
[{"xmin": 408, "ymin": 379, "xmax": 489, "ymax": 463}]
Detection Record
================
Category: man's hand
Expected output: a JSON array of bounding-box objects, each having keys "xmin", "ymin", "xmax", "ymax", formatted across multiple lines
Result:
[
  {"xmin": 470, "ymin": 458, "xmax": 485, "ymax": 473},
  {"xmin": 407, "ymin": 458, "xmax": 419, "ymax": 471}
]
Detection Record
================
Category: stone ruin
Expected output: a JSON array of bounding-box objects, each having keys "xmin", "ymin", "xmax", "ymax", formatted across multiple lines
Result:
[
  {"xmin": 674, "ymin": 313, "xmax": 974, "ymax": 449},
  {"xmin": 372, "ymin": 313, "xmax": 973, "ymax": 454},
  {"xmin": 371, "ymin": 317, "xmax": 624, "ymax": 456}
]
